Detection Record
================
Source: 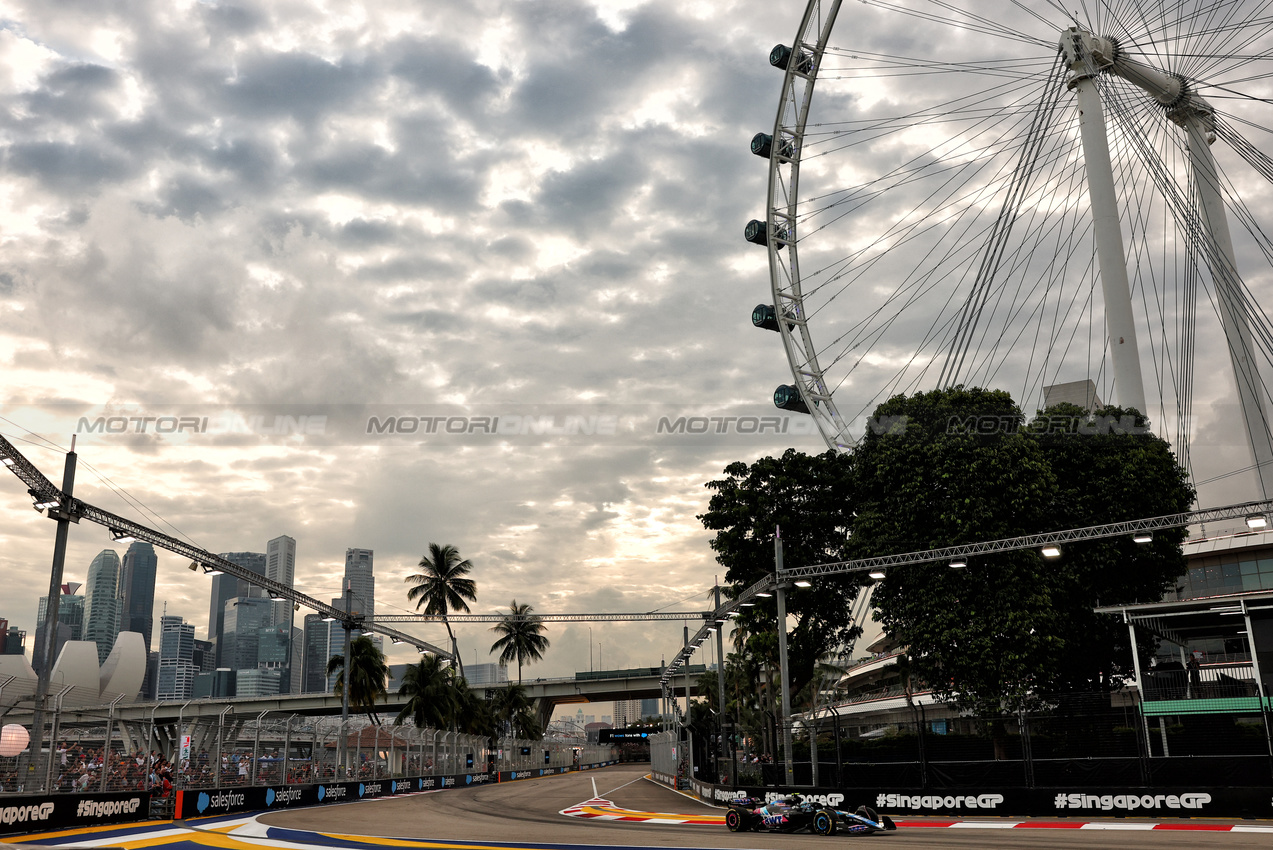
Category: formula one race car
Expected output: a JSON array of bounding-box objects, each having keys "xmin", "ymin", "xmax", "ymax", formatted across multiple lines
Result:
[{"xmin": 723, "ymin": 795, "xmax": 897, "ymax": 836}]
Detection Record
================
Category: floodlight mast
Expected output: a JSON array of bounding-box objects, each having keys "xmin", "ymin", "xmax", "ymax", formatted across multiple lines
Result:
[{"xmin": 1061, "ymin": 27, "xmax": 1273, "ymax": 499}]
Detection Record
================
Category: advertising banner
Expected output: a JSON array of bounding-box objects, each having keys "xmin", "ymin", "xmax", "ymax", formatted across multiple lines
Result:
[
  {"xmin": 693, "ymin": 782, "xmax": 1273, "ymax": 819},
  {"xmin": 0, "ymin": 791, "xmax": 151, "ymax": 836}
]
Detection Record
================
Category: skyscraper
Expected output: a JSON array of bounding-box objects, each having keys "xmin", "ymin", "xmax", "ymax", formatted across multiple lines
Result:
[
  {"xmin": 83, "ymin": 549, "xmax": 122, "ymax": 665},
  {"xmin": 302, "ymin": 614, "xmax": 331, "ymax": 693},
  {"xmin": 210, "ymin": 552, "xmax": 266, "ymax": 666},
  {"xmin": 344, "ymin": 548, "xmax": 375, "ymax": 619},
  {"xmin": 157, "ymin": 615, "xmax": 196, "ymax": 700},
  {"xmin": 120, "ymin": 541, "xmax": 158, "ymax": 654},
  {"xmin": 266, "ymin": 536, "xmax": 296, "ymax": 692},
  {"xmin": 33, "ymin": 584, "xmax": 84, "ymax": 674},
  {"xmin": 220, "ymin": 597, "xmax": 273, "ymax": 673}
]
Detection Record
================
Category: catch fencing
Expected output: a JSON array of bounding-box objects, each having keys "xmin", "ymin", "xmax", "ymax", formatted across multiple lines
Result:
[{"xmin": 1, "ymin": 705, "xmax": 608, "ymax": 802}]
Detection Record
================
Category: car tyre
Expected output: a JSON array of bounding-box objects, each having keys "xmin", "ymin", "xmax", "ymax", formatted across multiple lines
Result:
[
  {"xmin": 813, "ymin": 809, "xmax": 837, "ymax": 836},
  {"xmin": 725, "ymin": 810, "xmax": 743, "ymax": 832}
]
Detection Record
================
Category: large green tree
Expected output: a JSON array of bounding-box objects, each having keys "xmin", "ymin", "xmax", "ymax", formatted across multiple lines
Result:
[
  {"xmin": 698, "ymin": 448, "xmax": 860, "ymax": 699},
  {"xmin": 489, "ymin": 683, "xmax": 541, "ymax": 739},
  {"xmin": 489, "ymin": 600, "xmax": 550, "ymax": 684},
  {"xmin": 405, "ymin": 543, "xmax": 478, "ymax": 679},
  {"xmin": 393, "ymin": 653, "xmax": 458, "ymax": 730},
  {"xmin": 853, "ymin": 387, "xmax": 1193, "ymax": 715},
  {"xmin": 327, "ymin": 634, "xmax": 390, "ymax": 724}
]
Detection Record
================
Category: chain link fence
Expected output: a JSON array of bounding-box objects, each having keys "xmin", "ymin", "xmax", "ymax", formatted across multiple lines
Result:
[{"xmin": 1, "ymin": 706, "xmax": 600, "ymax": 798}]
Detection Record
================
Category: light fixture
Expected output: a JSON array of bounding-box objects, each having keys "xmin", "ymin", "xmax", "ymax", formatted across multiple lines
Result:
[
  {"xmin": 716, "ymin": 618, "xmax": 727, "ymax": 624},
  {"xmin": 1133, "ymin": 532, "xmax": 1152, "ymax": 544},
  {"xmin": 868, "ymin": 570, "xmax": 886, "ymax": 580},
  {"xmin": 319, "ymin": 613, "xmax": 333, "ymax": 621},
  {"xmin": 390, "ymin": 637, "xmax": 403, "ymax": 645},
  {"xmin": 1247, "ymin": 514, "xmax": 1268, "ymax": 530},
  {"xmin": 707, "ymin": 627, "xmax": 716, "ymax": 633},
  {"xmin": 794, "ymin": 580, "xmax": 812, "ymax": 588},
  {"xmin": 728, "ymin": 611, "xmax": 741, "ymax": 617},
  {"xmin": 188, "ymin": 561, "xmax": 199, "ymax": 572},
  {"xmin": 1, "ymin": 457, "xmax": 14, "ymax": 467},
  {"xmin": 756, "ymin": 591, "xmax": 773, "ymax": 598},
  {"xmin": 293, "ymin": 603, "xmax": 300, "ymax": 612},
  {"xmin": 949, "ymin": 559, "xmax": 967, "ymax": 569},
  {"xmin": 741, "ymin": 602, "xmax": 755, "ymax": 607},
  {"xmin": 204, "ymin": 566, "xmax": 224, "ymax": 576},
  {"xmin": 109, "ymin": 528, "xmax": 136, "ymax": 543},
  {"xmin": 1041, "ymin": 545, "xmax": 1061, "ymax": 558},
  {"xmin": 269, "ymin": 592, "xmax": 284, "ymax": 600}
]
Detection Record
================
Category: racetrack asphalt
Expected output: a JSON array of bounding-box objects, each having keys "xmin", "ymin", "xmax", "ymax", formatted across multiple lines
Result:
[
  {"xmin": 256, "ymin": 763, "xmax": 1273, "ymax": 849},
  {"xmin": 6, "ymin": 763, "xmax": 1273, "ymax": 849}
]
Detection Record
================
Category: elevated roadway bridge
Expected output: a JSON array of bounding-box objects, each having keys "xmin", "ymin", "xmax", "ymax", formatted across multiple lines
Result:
[{"xmin": 2, "ymin": 666, "xmax": 705, "ymax": 752}]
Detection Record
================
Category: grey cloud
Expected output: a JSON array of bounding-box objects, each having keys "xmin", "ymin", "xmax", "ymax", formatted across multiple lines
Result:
[{"xmin": 6, "ymin": 140, "xmax": 136, "ymax": 193}]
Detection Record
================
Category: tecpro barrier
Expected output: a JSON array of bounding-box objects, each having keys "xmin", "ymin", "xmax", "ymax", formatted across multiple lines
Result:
[
  {"xmin": 681, "ymin": 778, "xmax": 1273, "ymax": 819},
  {"xmin": 0, "ymin": 791, "xmax": 151, "ymax": 835}
]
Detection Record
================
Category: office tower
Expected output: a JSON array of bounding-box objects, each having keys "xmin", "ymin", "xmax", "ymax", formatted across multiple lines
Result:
[
  {"xmin": 289, "ymin": 625, "xmax": 304, "ymax": 694},
  {"xmin": 302, "ymin": 614, "xmax": 331, "ymax": 693},
  {"xmin": 612, "ymin": 699, "xmax": 640, "ymax": 727},
  {"xmin": 83, "ymin": 549, "xmax": 123, "ymax": 665},
  {"xmin": 266, "ymin": 535, "xmax": 296, "ymax": 628},
  {"xmin": 343, "ymin": 549, "xmax": 375, "ymax": 619},
  {"xmin": 266, "ymin": 536, "xmax": 297, "ymax": 691},
  {"xmin": 639, "ymin": 698, "xmax": 662, "ymax": 720},
  {"xmin": 220, "ymin": 597, "xmax": 273, "ymax": 673},
  {"xmin": 33, "ymin": 586, "xmax": 84, "ymax": 674},
  {"xmin": 210, "ymin": 552, "xmax": 266, "ymax": 665},
  {"xmin": 193, "ymin": 639, "xmax": 215, "ymax": 673},
  {"xmin": 143, "ymin": 651, "xmax": 159, "ymax": 700},
  {"xmin": 236, "ymin": 668, "xmax": 281, "ymax": 697},
  {"xmin": 193, "ymin": 668, "xmax": 235, "ymax": 699},
  {"xmin": 257, "ymin": 625, "xmax": 291, "ymax": 695},
  {"xmin": 156, "ymin": 615, "xmax": 196, "ymax": 700},
  {"xmin": 0, "ymin": 619, "xmax": 25, "ymax": 656},
  {"xmin": 463, "ymin": 663, "xmax": 508, "ymax": 686},
  {"xmin": 119, "ymin": 541, "xmax": 158, "ymax": 654}
]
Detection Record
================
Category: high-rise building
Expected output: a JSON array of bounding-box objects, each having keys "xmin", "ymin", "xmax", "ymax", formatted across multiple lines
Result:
[
  {"xmin": 193, "ymin": 668, "xmax": 235, "ymax": 699},
  {"xmin": 83, "ymin": 549, "xmax": 123, "ymax": 665},
  {"xmin": 639, "ymin": 698, "xmax": 662, "ymax": 720},
  {"xmin": 344, "ymin": 548, "xmax": 375, "ymax": 619},
  {"xmin": 463, "ymin": 663, "xmax": 508, "ymax": 686},
  {"xmin": 119, "ymin": 541, "xmax": 158, "ymax": 654},
  {"xmin": 257, "ymin": 625, "xmax": 291, "ymax": 694},
  {"xmin": 210, "ymin": 553, "xmax": 266, "ymax": 666},
  {"xmin": 193, "ymin": 639, "xmax": 215, "ymax": 673},
  {"xmin": 0, "ymin": 619, "xmax": 25, "ymax": 656},
  {"xmin": 302, "ymin": 614, "xmax": 331, "ymax": 693},
  {"xmin": 236, "ymin": 668, "xmax": 282, "ymax": 697},
  {"xmin": 612, "ymin": 699, "xmax": 640, "ymax": 727},
  {"xmin": 157, "ymin": 615, "xmax": 196, "ymax": 700},
  {"xmin": 220, "ymin": 597, "xmax": 273, "ymax": 673},
  {"xmin": 267, "ymin": 536, "xmax": 296, "ymax": 690},
  {"xmin": 33, "ymin": 586, "xmax": 84, "ymax": 674}
]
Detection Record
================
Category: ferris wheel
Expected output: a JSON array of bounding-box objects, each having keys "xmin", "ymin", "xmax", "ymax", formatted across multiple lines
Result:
[{"xmin": 751, "ymin": 0, "xmax": 1273, "ymax": 498}]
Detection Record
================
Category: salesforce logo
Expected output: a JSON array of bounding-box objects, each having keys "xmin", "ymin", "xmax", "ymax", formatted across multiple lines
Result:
[
  {"xmin": 318, "ymin": 786, "xmax": 326, "ymax": 802},
  {"xmin": 266, "ymin": 789, "xmax": 276, "ymax": 806},
  {"xmin": 197, "ymin": 792, "xmax": 210, "ymax": 814},
  {"xmin": 359, "ymin": 784, "xmax": 365, "ymax": 798}
]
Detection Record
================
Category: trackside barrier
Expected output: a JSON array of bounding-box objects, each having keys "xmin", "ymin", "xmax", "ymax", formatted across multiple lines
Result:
[
  {"xmin": 175, "ymin": 761, "xmax": 620, "ymax": 820},
  {"xmin": 674, "ymin": 777, "xmax": 1273, "ymax": 819},
  {"xmin": 0, "ymin": 790, "xmax": 152, "ymax": 836}
]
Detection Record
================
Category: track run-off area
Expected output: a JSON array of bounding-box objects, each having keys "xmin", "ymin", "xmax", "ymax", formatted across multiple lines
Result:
[{"xmin": 5, "ymin": 765, "xmax": 1273, "ymax": 850}]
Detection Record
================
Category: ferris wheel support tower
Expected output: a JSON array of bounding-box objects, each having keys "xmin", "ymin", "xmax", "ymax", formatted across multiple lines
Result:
[{"xmin": 1061, "ymin": 27, "xmax": 1273, "ymax": 499}]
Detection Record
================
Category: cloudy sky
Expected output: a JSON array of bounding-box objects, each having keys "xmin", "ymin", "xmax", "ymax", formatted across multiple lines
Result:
[{"xmin": 2, "ymin": 0, "xmax": 1272, "ymax": 698}]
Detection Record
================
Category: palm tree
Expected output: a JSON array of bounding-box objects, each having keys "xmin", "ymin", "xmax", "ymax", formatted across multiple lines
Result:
[
  {"xmin": 489, "ymin": 600, "xmax": 550, "ymax": 684},
  {"xmin": 452, "ymin": 676, "xmax": 496, "ymax": 738},
  {"xmin": 393, "ymin": 654, "xmax": 457, "ymax": 730},
  {"xmin": 405, "ymin": 543, "xmax": 478, "ymax": 679},
  {"xmin": 326, "ymin": 634, "xmax": 390, "ymax": 725},
  {"xmin": 489, "ymin": 683, "xmax": 542, "ymax": 740}
]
